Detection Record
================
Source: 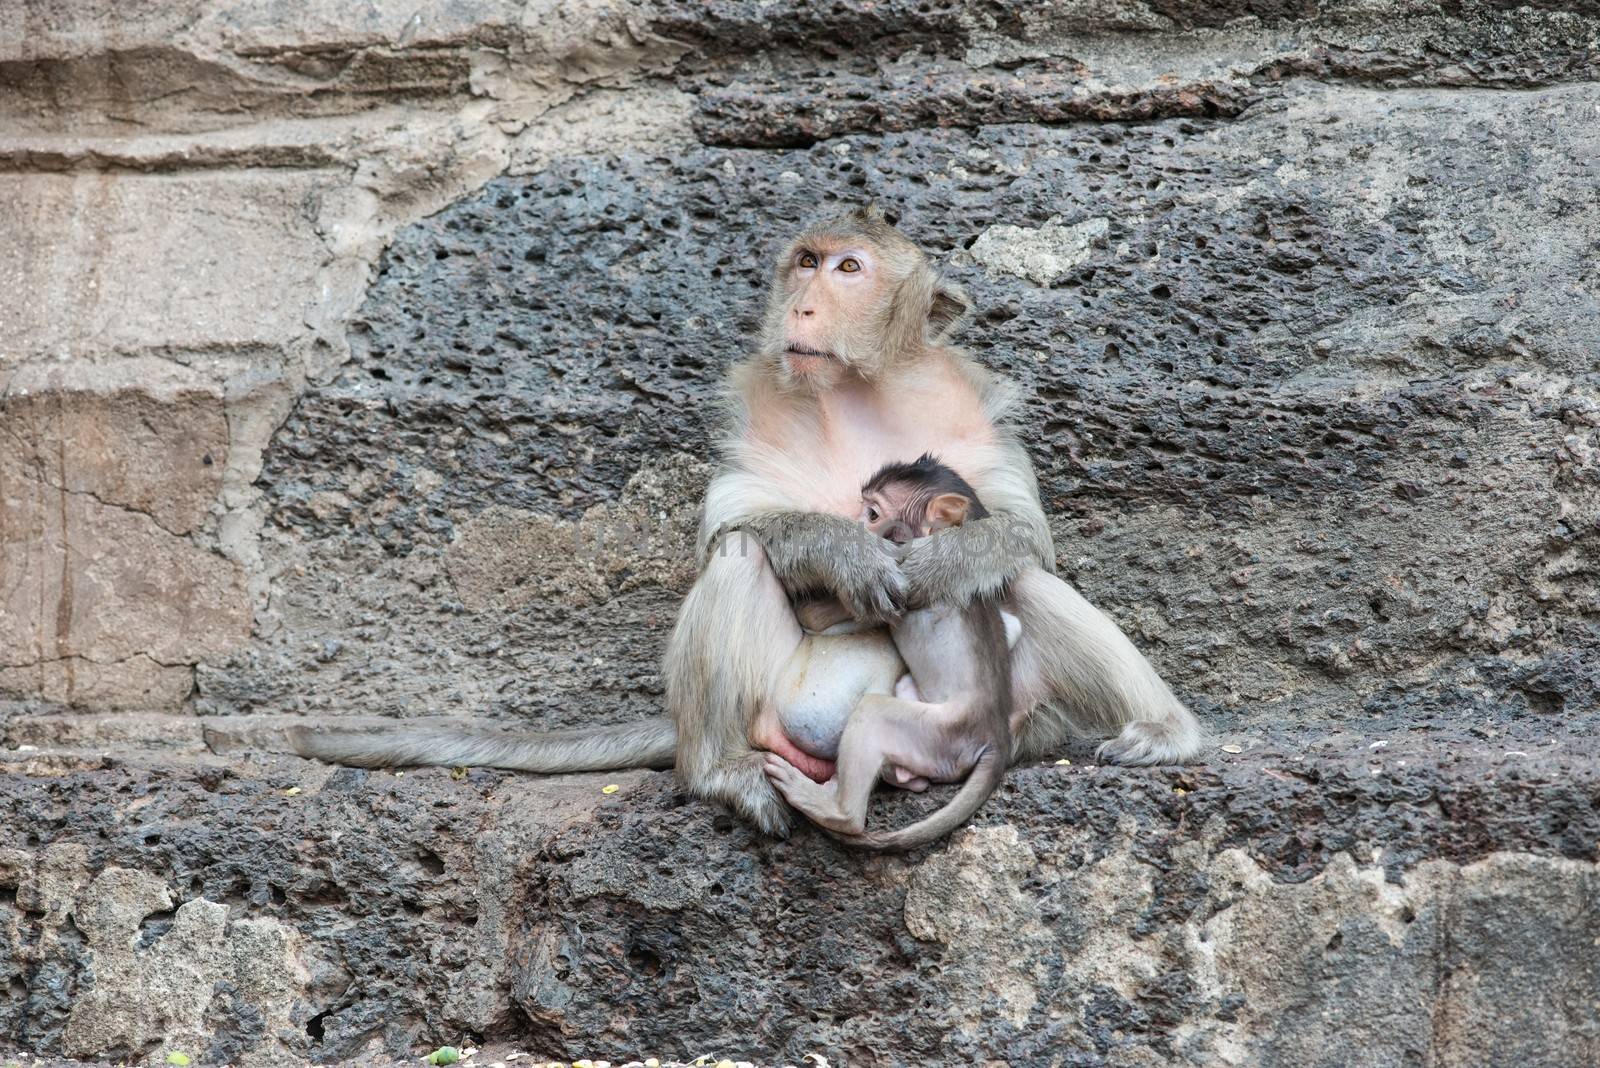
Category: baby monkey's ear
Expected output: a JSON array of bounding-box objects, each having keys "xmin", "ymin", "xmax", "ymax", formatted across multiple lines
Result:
[{"xmin": 925, "ymin": 492, "xmax": 971, "ymax": 531}]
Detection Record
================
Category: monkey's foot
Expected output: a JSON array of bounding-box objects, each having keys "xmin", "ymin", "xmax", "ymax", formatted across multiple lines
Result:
[
  {"xmin": 697, "ymin": 753, "xmax": 795, "ymax": 837},
  {"xmin": 882, "ymin": 764, "xmax": 930, "ymax": 792},
  {"xmin": 740, "ymin": 783, "xmax": 797, "ymax": 837},
  {"xmin": 1096, "ymin": 717, "xmax": 1203, "ymax": 766},
  {"xmin": 762, "ymin": 755, "xmax": 864, "ymax": 835},
  {"xmin": 893, "ymin": 674, "xmax": 923, "ymax": 702}
]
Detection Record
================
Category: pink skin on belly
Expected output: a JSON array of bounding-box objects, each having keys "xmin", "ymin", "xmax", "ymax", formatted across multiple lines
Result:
[{"xmin": 754, "ymin": 726, "xmax": 837, "ymax": 783}]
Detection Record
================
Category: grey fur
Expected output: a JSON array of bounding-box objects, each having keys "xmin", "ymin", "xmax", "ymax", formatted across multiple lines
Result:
[
  {"xmin": 291, "ymin": 718, "xmax": 676, "ymax": 772},
  {"xmin": 664, "ymin": 533, "xmax": 804, "ymax": 836},
  {"xmin": 898, "ymin": 512, "xmax": 1047, "ymax": 609},
  {"xmin": 732, "ymin": 512, "xmax": 907, "ymax": 622}
]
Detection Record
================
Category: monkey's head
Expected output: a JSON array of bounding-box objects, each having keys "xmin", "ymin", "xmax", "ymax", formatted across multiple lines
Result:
[
  {"xmin": 859, "ymin": 453, "xmax": 990, "ymax": 546},
  {"xmin": 761, "ymin": 205, "xmax": 971, "ymax": 391}
]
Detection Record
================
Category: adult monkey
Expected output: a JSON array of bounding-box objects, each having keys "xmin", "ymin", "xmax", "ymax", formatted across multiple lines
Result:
[
  {"xmin": 296, "ymin": 206, "xmax": 1201, "ymax": 836},
  {"xmin": 667, "ymin": 205, "xmax": 1199, "ymax": 834}
]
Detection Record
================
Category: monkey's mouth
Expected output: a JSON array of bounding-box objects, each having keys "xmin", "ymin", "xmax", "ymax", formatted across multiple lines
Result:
[{"xmin": 785, "ymin": 344, "xmax": 838, "ymax": 361}]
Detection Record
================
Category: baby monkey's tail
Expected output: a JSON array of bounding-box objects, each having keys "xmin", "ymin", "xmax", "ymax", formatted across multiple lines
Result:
[
  {"xmin": 291, "ymin": 717, "xmax": 677, "ymax": 773},
  {"xmin": 835, "ymin": 743, "xmax": 1008, "ymax": 852}
]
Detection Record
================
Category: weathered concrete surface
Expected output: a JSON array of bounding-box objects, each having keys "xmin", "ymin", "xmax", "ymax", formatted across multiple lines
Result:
[
  {"xmin": 5, "ymin": 0, "xmax": 1600, "ymax": 1063},
  {"xmin": 0, "ymin": 736, "xmax": 1596, "ymax": 1066}
]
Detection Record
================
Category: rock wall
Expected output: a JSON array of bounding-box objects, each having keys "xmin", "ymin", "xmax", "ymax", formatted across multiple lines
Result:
[
  {"xmin": 3, "ymin": 744, "xmax": 1598, "ymax": 1066},
  {"xmin": 2, "ymin": 1, "xmax": 1598, "ymax": 1065}
]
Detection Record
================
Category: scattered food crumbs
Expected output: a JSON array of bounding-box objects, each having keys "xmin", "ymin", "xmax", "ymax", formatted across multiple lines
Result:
[
  {"xmin": 644, "ymin": 1060, "xmax": 659, "ymax": 1067},
  {"xmin": 166, "ymin": 1054, "xmax": 191, "ymax": 1067},
  {"xmin": 1173, "ymin": 786, "xmax": 1187, "ymax": 795},
  {"xmin": 283, "ymin": 786, "xmax": 302, "ymax": 796},
  {"xmin": 505, "ymin": 1055, "xmax": 525, "ymax": 1063},
  {"xmin": 716, "ymin": 1061, "xmax": 735, "ymax": 1068},
  {"xmin": 1220, "ymin": 744, "xmax": 1242, "ymax": 754},
  {"xmin": 601, "ymin": 784, "xmax": 621, "ymax": 794},
  {"xmin": 1369, "ymin": 740, "xmax": 1389, "ymax": 749},
  {"xmin": 1054, "ymin": 758, "xmax": 1071, "ymax": 766},
  {"xmin": 426, "ymin": 1046, "xmax": 461, "ymax": 1065},
  {"xmin": 451, "ymin": 766, "xmax": 469, "ymax": 780}
]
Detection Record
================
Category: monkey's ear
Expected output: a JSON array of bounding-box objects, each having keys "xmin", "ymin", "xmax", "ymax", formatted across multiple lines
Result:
[
  {"xmin": 927, "ymin": 282, "xmax": 971, "ymax": 342},
  {"xmin": 925, "ymin": 493, "xmax": 971, "ymax": 531}
]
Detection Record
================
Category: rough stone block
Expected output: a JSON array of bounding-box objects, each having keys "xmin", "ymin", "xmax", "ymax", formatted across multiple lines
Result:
[
  {"xmin": 0, "ymin": 172, "xmax": 340, "ymax": 361},
  {"xmin": 2, "ymin": 360, "xmax": 229, "ymax": 535},
  {"xmin": 0, "ymin": 364, "xmax": 249, "ymax": 708}
]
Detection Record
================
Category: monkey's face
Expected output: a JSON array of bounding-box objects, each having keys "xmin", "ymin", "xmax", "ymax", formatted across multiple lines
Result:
[
  {"xmin": 759, "ymin": 208, "xmax": 970, "ymax": 392},
  {"xmin": 860, "ymin": 483, "xmax": 973, "ymax": 546},
  {"xmin": 765, "ymin": 240, "xmax": 894, "ymax": 389},
  {"xmin": 859, "ymin": 487, "xmax": 921, "ymax": 546}
]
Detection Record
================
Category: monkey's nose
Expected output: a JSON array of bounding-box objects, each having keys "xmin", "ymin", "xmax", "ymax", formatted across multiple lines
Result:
[{"xmin": 793, "ymin": 306, "xmax": 815, "ymax": 318}]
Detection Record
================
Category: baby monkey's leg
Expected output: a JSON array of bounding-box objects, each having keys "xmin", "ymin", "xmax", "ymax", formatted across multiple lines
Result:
[
  {"xmin": 882, "ymin": 675, "xmax": 930, "ymax": 791},
  {"xmin": 764, "ymin": 694, "xmax": 949, "ymax": 835},
  {"xmin": 794, "ymin": 598, "xmax": 857, "ymax": 634}
]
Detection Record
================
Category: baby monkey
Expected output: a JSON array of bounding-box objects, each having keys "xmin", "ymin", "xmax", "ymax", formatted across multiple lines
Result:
[{"xmin": 766, "ymin": 455, "xmax": 1016, "ymax": 850}]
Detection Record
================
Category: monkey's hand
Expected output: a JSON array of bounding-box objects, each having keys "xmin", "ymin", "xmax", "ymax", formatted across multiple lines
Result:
[
  {"xmin": 729, "ymin": 512, "xmax": 906, "ymax": 623},
  {"xmin": 900, "ymin": 513, "xmax": 1039, "ymax": 609}
]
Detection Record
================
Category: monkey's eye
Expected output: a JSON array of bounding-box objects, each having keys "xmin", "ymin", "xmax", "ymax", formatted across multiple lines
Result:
[
  {"xmin": 838, "ymin": 257, "xmax": 862, "ymax": 273},
  {"xmin": 798, "ymin": 251, "xmax": 818, "ymax": 269},
  {"xmin": 866, "ymin": 505, "xmax": 880, "ymax": 523}
]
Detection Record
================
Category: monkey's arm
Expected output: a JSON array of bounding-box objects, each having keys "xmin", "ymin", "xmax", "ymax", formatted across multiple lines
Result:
[
  {"xmin": 726, "ymin": 511, "xmax": 907, "ymax": 623},
  {"xmin": 901, "ymin": 439, "xmax": 1055, "ymax": 608}
]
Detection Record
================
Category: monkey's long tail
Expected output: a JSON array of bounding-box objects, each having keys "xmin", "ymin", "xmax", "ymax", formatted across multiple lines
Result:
[
  {"xmin": 834, "ymin": 743, "xmax": 1008, "ymax": 852},
  {"xmin": 290, "ymin": 717, "xmax": 677, "ymax": 773}
]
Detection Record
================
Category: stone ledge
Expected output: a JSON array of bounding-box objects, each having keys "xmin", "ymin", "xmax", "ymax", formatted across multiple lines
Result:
[{"xmin": 0, "ymin": 728, "xmax": 1595, "ymax": 1066}]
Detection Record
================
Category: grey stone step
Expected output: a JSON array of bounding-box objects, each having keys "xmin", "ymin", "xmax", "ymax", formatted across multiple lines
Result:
[{"xmin": 1, "ymin": 728, "xmax": 1595, "ymax": 1067}]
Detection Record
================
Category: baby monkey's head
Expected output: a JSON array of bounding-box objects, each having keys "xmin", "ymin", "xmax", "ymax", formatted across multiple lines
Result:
[{"xmin": 859, "ymin": 453, "xmax": 989, "ymax": 546}]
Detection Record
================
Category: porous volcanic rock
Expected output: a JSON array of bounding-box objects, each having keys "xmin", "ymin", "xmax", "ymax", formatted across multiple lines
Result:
[{"xmin": 0, "ymin": 732, "xmax": 1596, "ymax": 1065}]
